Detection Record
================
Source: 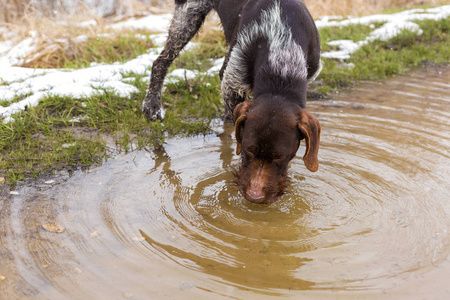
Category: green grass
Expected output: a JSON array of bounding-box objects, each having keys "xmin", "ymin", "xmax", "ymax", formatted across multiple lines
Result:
[
  {"xmin": 313, "ymin": 16, "xmax": 449, "ymax": 94},
  {"xmin": 319, "ymin": 22, "xmax": 386, "ymax": 52},
  {"xmin": 0, "ymin": 94, "xmax": 32, "ymax": 107},
  {"xmin": 0, "ymin": 106, "xmax": 107, "ymax": 181},
  {"xmin": 64, "ymin": 34, "xmax": 155, "ymax": 69},
  {"xmin": 0, "ymin": 12, "xmax": 449, "ymax": 185}
]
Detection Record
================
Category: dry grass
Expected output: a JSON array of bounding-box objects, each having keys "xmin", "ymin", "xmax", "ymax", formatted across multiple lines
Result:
[
  {"xmin": 304, "ymin": 0, "xmax": 447, "ymax": 16},
  {"xmin": 0, "ymin": 0, "xmax": 170, "ymax": 23},
  {"xmin": 2, "ymin": 11, "xmax": 106, "ymax": 68},
  {"xmin": 1, "ymin": 0, "xmax": 447, "ymax": 24},
  {"xmin": 20, "ymin": 33, "xmax": 155, "ymax": 69},
  {"xmin": 0, "ymin": 1, "xmax": 159, "ymax": 68},
  {"xmin": 0, "ymin": 0, "xmax": 447, "ymax": 69}
]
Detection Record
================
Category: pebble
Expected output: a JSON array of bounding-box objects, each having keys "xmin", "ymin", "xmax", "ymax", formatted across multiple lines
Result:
[{"xmin": 41, "ymin": 224, "xmax": 65, "ymax": 233}]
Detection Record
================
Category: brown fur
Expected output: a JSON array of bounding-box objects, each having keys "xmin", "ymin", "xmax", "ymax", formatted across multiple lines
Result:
[{"xmin": 234, "ymin": 97, "xmax": 320, "ymax": 203}]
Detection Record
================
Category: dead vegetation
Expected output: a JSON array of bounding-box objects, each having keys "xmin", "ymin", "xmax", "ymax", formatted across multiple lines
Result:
[
  {"xmin": 303, "ymin": 0, "xmax": 446, "ymax": 16},
  {"xmin": 0, "ymin": 0, "xmax": 169, "ymax": 23},
  {"xmin": 19, "ymin": 33, "xmax": 155, "ymax": 69},
  {"xmin": 0, "ymin": 0, "xmax": 446, "ymax": 69},
  {"xmin": 1, "ymin": 0, "xmax": 446, "ymax": 24}
]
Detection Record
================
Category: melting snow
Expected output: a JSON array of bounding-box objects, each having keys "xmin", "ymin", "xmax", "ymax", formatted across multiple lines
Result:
[{"xmin": 319, "ymin": 5, "xmax": 450, "ymax": 60}]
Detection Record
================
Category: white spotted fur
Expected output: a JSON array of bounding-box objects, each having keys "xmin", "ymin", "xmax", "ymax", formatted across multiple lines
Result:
[{"xmin": 222, "ymin": 1, "xmax": 308, "ymax": 99}]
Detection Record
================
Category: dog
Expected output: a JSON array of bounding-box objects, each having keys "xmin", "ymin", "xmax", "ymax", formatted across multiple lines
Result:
[{"xmin": 142, "ymin": 0, "xmax": 322, "ymax": 203}]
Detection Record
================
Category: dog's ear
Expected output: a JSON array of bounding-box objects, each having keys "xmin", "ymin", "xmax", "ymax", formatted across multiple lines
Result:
[
  {"xmin": 297, "ymin": 109, "xmax": 321, "ymax": 172},
  {"xmin": 233, "ymin": 101, "xmax": 252, "ymax": 155}
]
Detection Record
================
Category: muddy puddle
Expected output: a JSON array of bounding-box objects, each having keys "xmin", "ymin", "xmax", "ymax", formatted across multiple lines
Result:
[{"xmin": 1, "ymin": 66, "xmax": 450, "ymax": 299}]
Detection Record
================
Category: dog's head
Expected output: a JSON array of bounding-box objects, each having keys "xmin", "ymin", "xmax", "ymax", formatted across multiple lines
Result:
[{"xmin": 233, "ymin": 98, "xmax": 321, "ymax": 204}]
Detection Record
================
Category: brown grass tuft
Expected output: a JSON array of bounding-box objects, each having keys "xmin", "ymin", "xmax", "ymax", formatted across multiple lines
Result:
[
  {"xmin": 21, "ymin": 39, "xmax": 84, "ymax": 69},
  {"xmin": 304, "ymin": 0, "xmax": 446, "ymax": 16},
  {"xmin": 0, "ymin": 0, "xmax": 447, "ymax": 69},
  {"xmin": 2, "ymin": 0, "xmax": 447, "ymax": 24}
]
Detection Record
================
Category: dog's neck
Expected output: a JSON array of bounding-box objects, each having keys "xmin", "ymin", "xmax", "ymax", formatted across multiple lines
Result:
[
  {"xmin": 251, "ymin": 45, "xmax": 308, "ymax": 108},
  {"xmin": 250, "ymin": 94, "xmax": 305, "ymax": 114}
]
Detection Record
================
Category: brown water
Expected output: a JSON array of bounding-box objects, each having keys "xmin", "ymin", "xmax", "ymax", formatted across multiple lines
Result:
[{"xmin": 1, "ymin": 66, "xmax": 450, "ymax": 299}]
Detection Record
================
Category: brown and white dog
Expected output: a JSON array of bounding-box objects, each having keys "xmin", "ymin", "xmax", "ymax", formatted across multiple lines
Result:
[{"xmin": 142, "ymin": 0, "xmax": 322, "ymax": 203}]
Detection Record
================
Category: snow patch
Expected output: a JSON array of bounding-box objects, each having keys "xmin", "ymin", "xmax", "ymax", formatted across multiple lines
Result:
[{"xmin": 321, "ymin": 5, "xmax": 450, "ymax": 60}]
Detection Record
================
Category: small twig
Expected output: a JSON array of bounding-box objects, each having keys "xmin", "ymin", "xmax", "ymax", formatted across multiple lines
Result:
[
  {"xmin": 184, "ymin": 70, "xmax": 193, "ymax": 92},
  {"xmin": 196, "ymin": 73, "xmax": 209, "ymax": 86},
  {"xmin": 184, "ymin": 71, "xmax": 209, "ymax": 93}
]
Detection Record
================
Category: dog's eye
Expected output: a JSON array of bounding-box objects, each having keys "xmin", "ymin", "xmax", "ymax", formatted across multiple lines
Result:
[
  {"xmin": 246, "ymin": 146, "xmax": 257, "ymax": 156},
  {"xmin": 273, "ymin": 154, "xmax": 285, "ymax": 161}
]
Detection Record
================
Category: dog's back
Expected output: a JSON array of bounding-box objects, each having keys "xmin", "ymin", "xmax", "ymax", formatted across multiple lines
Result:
[{"xmin": 219, "ymin": 0, "xmax": 321, "ymax": 109}]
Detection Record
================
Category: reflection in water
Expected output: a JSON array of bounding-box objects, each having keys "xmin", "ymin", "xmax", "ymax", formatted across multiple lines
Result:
[{"xmin": 1, "ymin": 67, "xmax": 450, "ymax": 299}]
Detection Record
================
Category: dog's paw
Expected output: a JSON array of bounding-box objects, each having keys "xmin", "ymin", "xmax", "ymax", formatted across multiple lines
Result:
[
  {"xmin": 142, "ymin": 91, "xmax": 164, "ymax": 121},
  {"xmin": 142, "ymin": 105, "xmax": 165, "ymax": 121}
]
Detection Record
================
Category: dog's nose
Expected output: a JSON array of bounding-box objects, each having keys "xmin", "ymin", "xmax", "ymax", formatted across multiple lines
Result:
[
  {"xmin": 246, "ymin": 178, "xmax": 266, "ymax": 202},
  {"xmin": 246, "ymin": 189, "xmax": 265, "ymax": 203}
]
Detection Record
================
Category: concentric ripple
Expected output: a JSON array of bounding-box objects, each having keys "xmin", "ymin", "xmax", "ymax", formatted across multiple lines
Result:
[{"xmin": 1, "ymin": 67, "xmax": 450, "ymax": 299}]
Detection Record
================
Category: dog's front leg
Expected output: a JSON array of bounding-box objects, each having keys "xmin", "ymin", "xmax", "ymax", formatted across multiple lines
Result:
[
  {"xmin": 142, "ymin": 0, "xmax": 213, "ymax": 120},
  {"xmin": 221, "ymin": 60, "xmax": 249, "ymax": 121},
  {"xmin": 222, "ymin": 89, "xmax": 246, "ymax": 121}
]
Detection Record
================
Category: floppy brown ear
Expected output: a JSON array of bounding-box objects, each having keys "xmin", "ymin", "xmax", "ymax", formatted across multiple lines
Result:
[
  {"xmin": 233, "ymin": 101, "xmax": 252, "ymax": 155},
  {"xmin": 297, "ymin": 109, "xmax": 321, "ymax": 172}
]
